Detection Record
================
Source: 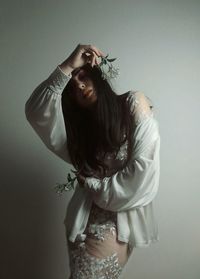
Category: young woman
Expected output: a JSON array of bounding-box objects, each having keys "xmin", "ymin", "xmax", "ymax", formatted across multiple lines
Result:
[{"xmin": 25, "ymin": 44, "xmax": 161, "ymax": 279}]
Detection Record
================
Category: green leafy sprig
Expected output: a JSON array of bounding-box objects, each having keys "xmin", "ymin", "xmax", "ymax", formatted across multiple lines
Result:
[
  {"xmin": 53, "ymin": 170, "xmax": 77, "ymax": 196},
  {"xmin": 98, "ymin": 54, "xmax": 120, "ymax": 80}
]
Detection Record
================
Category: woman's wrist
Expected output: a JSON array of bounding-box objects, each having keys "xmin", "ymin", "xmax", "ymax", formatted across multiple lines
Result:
[{"xmin": 58, "ymin": 59, "xmax": 74, "ymax": 76}]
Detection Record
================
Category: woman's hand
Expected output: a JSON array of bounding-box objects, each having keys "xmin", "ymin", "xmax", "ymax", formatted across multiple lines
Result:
[{"xmin": 60, "ymin": 44, "xmax": 105, "ymax": 73}]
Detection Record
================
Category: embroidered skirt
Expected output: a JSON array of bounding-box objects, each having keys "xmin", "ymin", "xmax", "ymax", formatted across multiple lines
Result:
[{"xmin": 67, "ymin": 202, "xmax": 132, "ymax": 279}]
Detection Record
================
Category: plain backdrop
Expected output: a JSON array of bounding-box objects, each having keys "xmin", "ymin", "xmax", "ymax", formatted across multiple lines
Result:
[{"xmin": 0, "ymin": 0, "xmax": 200, "ymax": 278}]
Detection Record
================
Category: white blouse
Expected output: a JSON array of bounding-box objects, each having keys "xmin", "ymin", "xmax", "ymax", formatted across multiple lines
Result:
[{"xmin": 25, "ymin": 65, "xmax": 161, "ymax": 253}]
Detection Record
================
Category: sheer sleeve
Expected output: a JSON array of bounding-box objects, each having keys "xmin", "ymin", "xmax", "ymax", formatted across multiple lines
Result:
[
  {"xmin": 25, "ymin": 66, "xmax": 72, "ymax": 164},
  {"xmin": 128, "ymin": 91, "xmax": 154, "ymax": 125},
  {"xmin": 84, "ymin": 91, "xmax": 160, "ymax": 212}
]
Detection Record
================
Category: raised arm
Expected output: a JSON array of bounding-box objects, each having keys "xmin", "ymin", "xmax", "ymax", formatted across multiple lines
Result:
[
  {"xmin": 25, "ymin": 66, "xmax": 73, "ymax": 163},
  {"xmin": 25, "ymin": 44, "xmax": 105, "ymax": 164},
  {"xmin": 84, "ymin": 91, "xmax": 161, "ymax": 212}
]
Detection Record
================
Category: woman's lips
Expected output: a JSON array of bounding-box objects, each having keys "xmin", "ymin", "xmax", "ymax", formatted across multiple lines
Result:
[{"xmin": 83, "ymin": 89, "xmax": 93, "ymax": 98}]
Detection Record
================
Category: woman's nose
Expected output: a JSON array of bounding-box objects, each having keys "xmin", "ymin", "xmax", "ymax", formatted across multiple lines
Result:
[
  {"xmin": 77, "ymin": 82, "xmax": 85, "ymax": 90},
  {"xmin": 78, "ymin": 82, "xmax": 85, "ymax": 89}
]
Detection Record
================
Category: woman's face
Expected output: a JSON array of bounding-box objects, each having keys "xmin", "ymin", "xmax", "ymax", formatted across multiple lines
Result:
[{"xmin": 71, "ymin": 67, "xmax": 98, "ymax": 109}]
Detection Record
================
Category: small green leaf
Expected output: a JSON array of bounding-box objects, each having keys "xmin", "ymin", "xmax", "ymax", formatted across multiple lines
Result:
[
  {"xmin": 107, "ymin": 58, "xmax": 117, "ymax": 62},
  {"xmin": 67, "ymin": 173, "xmax": 72, "ymax": 181}
]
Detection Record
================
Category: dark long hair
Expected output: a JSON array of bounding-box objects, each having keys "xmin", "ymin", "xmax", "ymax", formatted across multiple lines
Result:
[{"xmin": 61, "ymin": 63, "xmax": 136, "ymax": 178}]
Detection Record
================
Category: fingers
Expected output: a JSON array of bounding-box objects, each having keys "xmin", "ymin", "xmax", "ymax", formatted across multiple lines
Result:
[
  {"xmin": 84, "ymin": 49, "xmax": 100, "ymax": 67},
  {"xmin": 88, "ymin": 45, "xmax": 105, "ymax": 58},
  {"xmin": 91, "ymin": 51, "xmax": 98, "ymax": 67},
  {"xmin": 78, "ymin": 43, "xmax": 105, "ymax": 57},
  {"xmin": 75, "ymin": 44, "xmax": 104, "ymax": 68}
]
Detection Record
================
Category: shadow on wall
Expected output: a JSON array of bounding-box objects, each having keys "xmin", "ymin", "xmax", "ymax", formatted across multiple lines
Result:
[{"xmin": 0, "ymin": 144, "xmax": 71, "ymax": 279}]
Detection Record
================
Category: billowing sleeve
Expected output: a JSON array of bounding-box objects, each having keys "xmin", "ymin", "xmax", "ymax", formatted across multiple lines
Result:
[
  {"xmin": 25, "ymin": 66, "xmax": 72, "ymax": 164},
  {"xmin": 84, "ymin": 91, "xmax": 161, "ymax": 212}
]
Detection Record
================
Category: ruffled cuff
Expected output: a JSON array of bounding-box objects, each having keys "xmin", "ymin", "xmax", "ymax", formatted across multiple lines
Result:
[
  {"xmin": 57, "ymin": 65, "xmax": 72, "ymax": 79},
  {"xmin": 45, "ymin": 66, "xmax": 72, "ymax": 94},
  {"xmin": 84, "ymin": 177, "xmax": 101, "ymax": 191}
]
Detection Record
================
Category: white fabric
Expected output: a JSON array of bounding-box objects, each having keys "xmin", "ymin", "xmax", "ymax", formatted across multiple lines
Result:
[{"xmin": 25, "ymin": 65, "xmax": 161, "ymax": 252}]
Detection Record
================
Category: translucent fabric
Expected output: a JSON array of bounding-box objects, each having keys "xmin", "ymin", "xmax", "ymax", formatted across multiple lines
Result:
[
  {"xmin": 67, "ymin": 203, "xmax": 130, "ymax": 279},
  {"xmin": 128, "ymin": 90, "xmax": 154, "ymax": 125}
]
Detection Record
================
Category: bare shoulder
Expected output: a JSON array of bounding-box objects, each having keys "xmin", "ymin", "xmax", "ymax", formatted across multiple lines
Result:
[
  {"xmin": 134, "ymin": 91, "xmax": 152, "ymax": 111},
  {"xmin": 127, "ymin": 90, "xmax": 154, "ymax": 124}
]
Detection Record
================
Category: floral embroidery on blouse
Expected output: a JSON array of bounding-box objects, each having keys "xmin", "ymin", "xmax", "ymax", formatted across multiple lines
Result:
[{"xmin": 127, "ymin": 90, "xmax": 154, "ymax": 125}]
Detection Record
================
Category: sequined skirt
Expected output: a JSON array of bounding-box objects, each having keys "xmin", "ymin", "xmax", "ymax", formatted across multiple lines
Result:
[{"xmin": 67, "ymin": 203, "xmax": 130, "ymax": 279}]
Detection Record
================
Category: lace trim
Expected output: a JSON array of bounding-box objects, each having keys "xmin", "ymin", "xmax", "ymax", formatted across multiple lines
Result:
[
  {"xmin": 127, "ymin": 91, "xmax": 154, "ymax": 125},
  {"xmin": 69, "ymin": 202, "xmax": 123, "ymax": 278},
  {"xmin": 69, "ymin": 244, "xmax": 123, "ymax": 278}
]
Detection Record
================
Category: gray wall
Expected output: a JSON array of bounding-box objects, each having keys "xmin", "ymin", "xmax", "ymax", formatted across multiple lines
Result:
[{"xmin": 1, "ymin": 0, "xmax": 200, "ymax": 278}]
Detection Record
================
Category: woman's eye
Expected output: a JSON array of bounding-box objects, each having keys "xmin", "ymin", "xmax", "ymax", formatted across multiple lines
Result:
[{"xmin": 79, "ymin": 73, "xmax": 87, "ymax": 81}]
